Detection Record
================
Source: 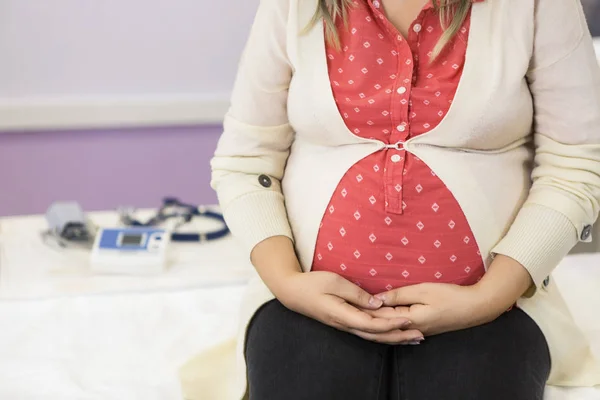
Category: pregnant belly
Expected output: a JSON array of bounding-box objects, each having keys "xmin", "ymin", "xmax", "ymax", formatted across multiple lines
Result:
[{"xmin": 311, "ymin": 152, "xmax": 485, "ymax": 295}]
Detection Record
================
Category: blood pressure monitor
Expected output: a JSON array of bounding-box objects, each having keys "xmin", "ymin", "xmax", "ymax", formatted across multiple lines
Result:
[{"xmin": 90, "ymin": 227, "xmax": 169, "ymax": 274}]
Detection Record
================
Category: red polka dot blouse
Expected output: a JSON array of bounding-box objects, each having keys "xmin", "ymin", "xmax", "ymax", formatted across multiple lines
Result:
[{"xmin": 312, "ymin": 0, "xmax": 486, "ymax": 295}]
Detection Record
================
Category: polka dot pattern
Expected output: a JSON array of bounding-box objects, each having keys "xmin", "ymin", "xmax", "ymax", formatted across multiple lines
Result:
[{"xmin": 312, "ymin": 0, "xmax": 486, "ymax": 295}]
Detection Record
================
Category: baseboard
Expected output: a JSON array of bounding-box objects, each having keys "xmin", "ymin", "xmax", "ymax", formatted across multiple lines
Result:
[{"xmin": 0, "ymin": 94, "xmax": 230, "ymax": 132}]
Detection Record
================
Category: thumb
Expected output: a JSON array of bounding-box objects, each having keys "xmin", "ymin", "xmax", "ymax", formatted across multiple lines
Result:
[
  {"xmin": 328, "ymin": 278, "xmax": 383, "ymax": 309},
  {"xmin": 375, "ymin": 284, "xmax": 429, "ymax": 306}
]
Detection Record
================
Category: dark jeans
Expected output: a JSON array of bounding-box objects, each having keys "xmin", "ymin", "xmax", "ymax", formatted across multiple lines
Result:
[{"xmin": 245, "ymin": 300, "xmax": 551, "ymax": 400}]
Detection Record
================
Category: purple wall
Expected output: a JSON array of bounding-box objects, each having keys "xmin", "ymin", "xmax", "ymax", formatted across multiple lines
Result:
[{"xmin": 0, "ymin": 125, "xmax": 222, "ymax": 216}]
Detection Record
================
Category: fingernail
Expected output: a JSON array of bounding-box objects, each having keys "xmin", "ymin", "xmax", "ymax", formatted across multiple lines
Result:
[
  {"xmin": 407, "ymin": 340, "xmax": 422, "ymax": 345},
  {"xmin": 401, "ymin": 320, "xmax": 412, "ymax": 328},
  {"xmin": 374, "ymin": 294, "xmax": 386, "ymax": 301},
  {"xmin": 369, "ymin": 297, "xmax": 383, "ymax": 307}
]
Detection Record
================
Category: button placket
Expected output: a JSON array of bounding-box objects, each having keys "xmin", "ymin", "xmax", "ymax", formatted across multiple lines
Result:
[
  {"xmin": 404, "ymin": 12, "xmax": 425, "ymax": 109},
  {"xmin": 385, "ymin": 81, "xmax": 410, "ymax": 214},
  {"xmin": 373, "ymin": 3, "xmax": 424, "ymax": 216},
  {"xmin": 384, "ymin": 149, "xmax": 407, "ymax": 214},
  {"xmin": 384, "ymin": 16, "xmax": 413, "ymax": 216},
  {"xmin": 393, "ymin": 49, "xmax": 413, "ymax": 136}
]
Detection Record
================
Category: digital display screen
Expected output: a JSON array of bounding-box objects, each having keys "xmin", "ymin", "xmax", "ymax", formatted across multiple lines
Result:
[{"xmin": 120, "ymin": 234, "xmax": 144, "ymax": 246}]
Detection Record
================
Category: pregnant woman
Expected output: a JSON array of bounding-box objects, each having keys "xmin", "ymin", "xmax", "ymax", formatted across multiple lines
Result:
[{"xmin": 210, "ymin": 0, "xmax": 600, "ymax": 398}]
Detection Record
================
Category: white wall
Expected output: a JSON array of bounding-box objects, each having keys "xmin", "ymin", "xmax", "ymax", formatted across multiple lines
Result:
[
  {"xmin": 0, "ymin": 0, "xmax": 259, "ymax": 130},
  {"xmin": 1, "ymin": 3, "xmax": 599, "ymax": 131}
]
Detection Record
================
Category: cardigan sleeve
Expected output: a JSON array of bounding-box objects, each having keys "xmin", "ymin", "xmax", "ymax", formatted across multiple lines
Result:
[
  {"xmin": 210, "ymin": 0, "xmax": 295, "ymax": 255},
  {"xmin": 492, "ymin": 0, "xmax": 600, "ymax": 288}
]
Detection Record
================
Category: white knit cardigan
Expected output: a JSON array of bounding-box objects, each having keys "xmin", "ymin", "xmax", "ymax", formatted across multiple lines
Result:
[{"xmin": 181, "ymin": 0, "xmax": 600, "ymax": 398}]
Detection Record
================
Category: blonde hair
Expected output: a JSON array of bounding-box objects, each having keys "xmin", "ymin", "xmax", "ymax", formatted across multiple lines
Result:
[{"xmin": 311, "ymin": 0, "xmax": 471, "ymax": 61}]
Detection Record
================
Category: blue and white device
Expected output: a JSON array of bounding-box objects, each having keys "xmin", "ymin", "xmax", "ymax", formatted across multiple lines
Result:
[{"xmin": 90, "ymin": 227, "xmax": 169, "ymax": 275}]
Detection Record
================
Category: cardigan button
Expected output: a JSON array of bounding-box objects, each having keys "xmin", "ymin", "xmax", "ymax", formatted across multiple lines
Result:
[
  {"xmin": 258, "ymin": 174, "xmax": 272, "ymax": 188},
  {"xmin": 581, "ymin": 225, "xmax": 592, "ymax": 241},
  {"xmin": 543, "ymin": 276, "xmax": 550, "ymax": 288}
]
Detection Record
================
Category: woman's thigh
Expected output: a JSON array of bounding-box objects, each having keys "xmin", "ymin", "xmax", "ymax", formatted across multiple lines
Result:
[
  {"xmin": 391, "ymin": 308, "xmax": 551, "ymax": 400},
  {"xmin": 245, "ymin": 299, "xmax": 390, "ymax": 400}
]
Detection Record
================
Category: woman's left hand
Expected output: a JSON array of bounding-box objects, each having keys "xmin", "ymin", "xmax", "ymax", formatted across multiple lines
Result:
[
  {"xmin": 362, "ymin": 256, "xmax": 533, "ymax": 339},
  {"xmin": 363, "ymin": 283, "xmax": 504, "ymax": 337}
]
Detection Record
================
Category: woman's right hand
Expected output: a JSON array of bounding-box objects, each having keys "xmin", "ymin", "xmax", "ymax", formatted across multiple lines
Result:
[{"xmin": 272, "ymin": 270, "xmax": 424, "ymax": 344}]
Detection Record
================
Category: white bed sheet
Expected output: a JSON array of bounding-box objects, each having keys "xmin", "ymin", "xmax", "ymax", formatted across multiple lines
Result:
[{"xmin": 0, "ymin": 286, "xmax": 245, "ymax": 400}]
